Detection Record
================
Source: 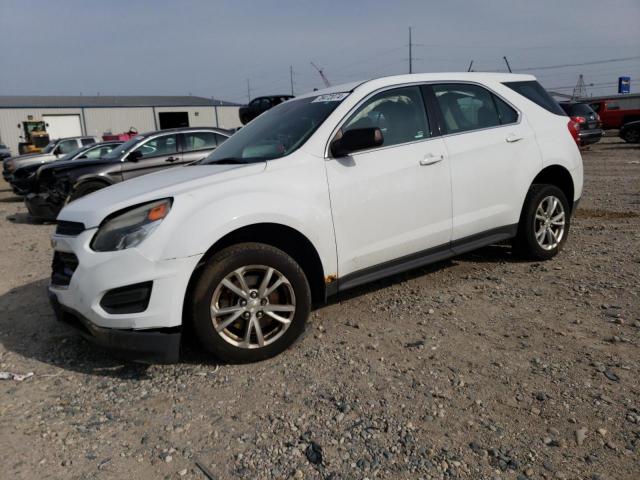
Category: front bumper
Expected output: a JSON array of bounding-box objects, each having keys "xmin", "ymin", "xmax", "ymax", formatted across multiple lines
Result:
[
  {"xmin": 10, "ymin": 175, "xmax": 35, "ymax": 196},
  {"xmin": 25, "ymin": 193, "xmax": 63, "ymax": 221},
  {"xmin": 49, "ymin": 228, "xmax": 202, "ymax": 362},
  {"xmin": 49, "ymin": 291, "xmax": 181, "ymax": 363}
]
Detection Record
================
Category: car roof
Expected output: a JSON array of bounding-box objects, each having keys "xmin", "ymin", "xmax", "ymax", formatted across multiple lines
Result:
[
  {"xmin": 294, "ymin": 72, "xmax": 537, "ymax": 100},
  {"xmin": 136, "ymin": 127, "xmax": 231, "ymax": 137}
]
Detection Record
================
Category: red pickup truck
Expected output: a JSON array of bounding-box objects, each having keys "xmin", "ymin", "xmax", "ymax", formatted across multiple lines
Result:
[{"xmin": 588, "ymin": 94, "xmax": 640, "ymax": 129}]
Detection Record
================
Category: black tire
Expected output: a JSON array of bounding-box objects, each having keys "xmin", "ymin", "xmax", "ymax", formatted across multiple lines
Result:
[
  {"xmin": 513, "ymin": 184, "xmax": 571, "ymax": 260},
  {"xmin": 67, "ymin": 181, "xmax": 108, "ymax": 203},
  {"xmin": 190, "ymin": 242, "xmax": 311, "ymax": 363},
  {"xmin": 622, "ymin": 128, "xmax": 640, "ymax": 143}
]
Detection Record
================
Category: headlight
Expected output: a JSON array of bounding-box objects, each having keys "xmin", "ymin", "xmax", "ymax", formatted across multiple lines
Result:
[
  {"xmin": 91, "ymin": 198, "xmax": 172, "ymax": 252},
  {"xmin": 6, "ymin": 160, "xmax": 15, "ymax": 172}
]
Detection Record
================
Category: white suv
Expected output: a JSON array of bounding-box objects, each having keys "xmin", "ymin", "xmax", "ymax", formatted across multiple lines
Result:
[{"xmin": 49, "ymin": 73, "xmax": 583, "ymax": 363}]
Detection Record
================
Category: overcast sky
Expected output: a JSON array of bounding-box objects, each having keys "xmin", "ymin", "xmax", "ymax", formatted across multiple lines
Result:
[{"xmin": 1, "ymin": 0, "xmax": 638, "ymax": 103}]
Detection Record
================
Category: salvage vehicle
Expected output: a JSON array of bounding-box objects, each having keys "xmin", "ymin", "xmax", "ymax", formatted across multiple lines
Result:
[
  {"xmin": 619, "ymin": 120, "xmax": 640, "ymax": 143},
  {"xmin": 3, "ymin": 136, "xmax": 97, "ymax": 182},
  {"xmin": 49, "ymin": 73, "xmax": 583, "ymax": 364},
  {"xmin": 559, "ymin": 102, "xmax": 603, "ymax": 146},
  {"xmin": 9, "ymin": 141, "xmax": 122, "ymax": 196},
  {"xmin": 588, "ymin": 95, "xmax": 640, "ymax": 129},
  {"xmin": 239, "ymin": 95, "xmax": 294, "ymax": 125},
  {"xmin": 26, "ymin": 128, "xmax": 230, "ymax": 221}
]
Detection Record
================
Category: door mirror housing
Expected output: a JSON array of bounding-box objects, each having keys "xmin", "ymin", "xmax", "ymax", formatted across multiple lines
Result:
[
  {"xmin": 330, "ymin": 127, "xmax": 383, "ymax": 158},
  {"xmin": 127, "ymin": 150, "xmax": 143, "ymax": 162}
]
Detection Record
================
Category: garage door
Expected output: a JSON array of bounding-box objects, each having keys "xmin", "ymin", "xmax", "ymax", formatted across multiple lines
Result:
[{"xmin": 43, "ymin": 115, "xmax": 82, "ymax": 139}]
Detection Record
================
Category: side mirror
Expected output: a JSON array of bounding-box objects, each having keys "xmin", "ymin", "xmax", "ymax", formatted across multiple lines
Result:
[
  {"xmin": 77, "ymin": 155, "xmax": 87, "ymax": 160},
  {"xmin": 53, "ymin": 147, "xmax": 61, "ymax": 156},
  {"xmin": 127, "ymin": 150, "xmax": 143, "ymax": 162},
  {"xmin": 330, "ymin": 127, "xmax": 383, "ymax": 158}
]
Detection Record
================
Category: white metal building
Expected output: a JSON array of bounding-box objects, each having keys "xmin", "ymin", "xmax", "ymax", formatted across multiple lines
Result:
[{"xmin": 0, "ymin": 95, "xmax": 242, "ymax": 155}]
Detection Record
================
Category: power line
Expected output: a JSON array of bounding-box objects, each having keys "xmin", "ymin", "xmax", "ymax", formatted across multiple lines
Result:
[{"xmin": 516, "ymin": 55, "xmax": 640, "ymax": 72}]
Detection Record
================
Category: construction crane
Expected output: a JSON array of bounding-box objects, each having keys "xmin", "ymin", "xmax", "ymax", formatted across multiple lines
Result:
[{"xmin": 311, "ymin": 61, "xmax": 331, "ymax": 88}]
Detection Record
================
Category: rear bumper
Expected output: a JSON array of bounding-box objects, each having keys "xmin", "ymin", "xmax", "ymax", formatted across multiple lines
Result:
[
  {"xmin": 579, "ymin": 128, "xmax": 603, "ymax": 145},
  {"xmin": 25, "ymin": 193, "xmax": 62, "ymax": 221},
  {"xmin": 49, "ymin": 290, "xmax": 181, "ymax": 363}
]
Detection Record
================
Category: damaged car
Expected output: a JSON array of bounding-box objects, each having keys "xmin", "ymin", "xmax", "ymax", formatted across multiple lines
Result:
[{"xmin": 26, "ymin": 127, "xmax": 230, "ymax": 221}]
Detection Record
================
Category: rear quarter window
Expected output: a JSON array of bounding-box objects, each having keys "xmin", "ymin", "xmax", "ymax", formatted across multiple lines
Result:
[{"xmin": 503, "ymin": 81, "xmax": 566, "ymax": 116}]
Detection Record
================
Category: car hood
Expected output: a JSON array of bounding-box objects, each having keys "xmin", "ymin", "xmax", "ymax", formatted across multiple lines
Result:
[
  {"xmin": 58, "ymin": 162, "xmax": 266, "ymax": 227},
  {"xmin": 11, "ymin": 153, "xmax": 57, "ymax": 168},
  {"xmin": 39, "ymin": 157, "xmax": 118, "ymax": 175}
]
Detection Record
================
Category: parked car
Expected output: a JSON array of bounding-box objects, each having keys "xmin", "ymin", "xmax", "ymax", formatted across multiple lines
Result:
[
  {"xmin": 239, "ymin": 95, "xmax": 294, "ymax": 125},
  {"xmin": 26, "ymin": 127, "xmax": 230, "ymax": 221},
  {"xmin": 9, "ymin": 141, "xmax": 123, "ymax": 196},
  {"xmin": 619, "ymin": 120, "xmax": 640, "ymax": 143},
  {"xmin": 3, "ymin": 136, "xmax": 98, "ymax": 182},
  {"xmin": 559, "ymin": 102, "xmax": 603, "ymax": 146},
  {"xmin": 588, "ymin": 96, "xmax": 640, "ymax": 129},
  {"xmin": 49, "ymin": 73, "xmax": 582, "ymax": 364},
  {"xmin": 0, "ymin": 143, "xmax": 11, "ymax": 161}
]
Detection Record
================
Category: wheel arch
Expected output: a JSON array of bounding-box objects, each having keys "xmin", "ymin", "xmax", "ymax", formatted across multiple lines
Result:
[
  {"xmin": 184, "ymin": 223, "xmax": 328, "ymax": 314},
  {"xmin": 530, "ymin": 165, "xmax": 575, "ymax": 213}
]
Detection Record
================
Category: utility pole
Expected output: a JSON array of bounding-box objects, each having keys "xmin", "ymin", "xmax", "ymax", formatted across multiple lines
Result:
[
  {"xmin": 503, "ymin": 56, "xmax": 512, "ymax": 73},
  {"xmin": 289, "ymin": 65, "xmax": 294, "ymax": 96},
  {"xmin": 408, "ymin": 27, "xmax": 413, "ymax": 74},
  {"xmin": 467, "ymin": 60, "xmax": 474, "ymax": 72},
  {"xmin": 246, "ymin": 79, "xmax": 251, "ymax": 102}
]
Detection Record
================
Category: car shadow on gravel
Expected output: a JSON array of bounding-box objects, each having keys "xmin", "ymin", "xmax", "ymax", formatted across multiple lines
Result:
[
  {"xmin": 329, "ymin": 244, "xmax": 523, "ymax": 304},
  {"xmin": 6, "ymin": 212, "xmax": 52, "ymax": 224},
  {"xmin": 0, "ymin": 278, "xmax": 224, "ymax": 377},
  {"xmin": 0, "ymin": 244, "xmax": 519, "ymax": 376},
  {"xmin": 0, "ymin": 195, "xmax": 23, "ymax": 203}
]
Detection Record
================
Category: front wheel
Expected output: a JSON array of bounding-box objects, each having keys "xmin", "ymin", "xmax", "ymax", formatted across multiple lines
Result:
[
  {"xmin": 513, "ymin": 184, "xmax": 571, "ymax": 260},
  {"xmin": 622, "ymin": 128, "xmax": 640, "ymax": 143},
  {"xmin": 190, "ymin": 243, "xmax": 311, "ymax": 363},
  {"xmin": 67, "ymin": 181, "xmax": 107, "ymax": 203}
]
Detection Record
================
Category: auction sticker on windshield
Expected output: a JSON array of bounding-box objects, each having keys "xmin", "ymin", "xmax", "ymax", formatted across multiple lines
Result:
[{"xmin": 311, "ymin": 93, "xmax": 350, "ymax": 103}]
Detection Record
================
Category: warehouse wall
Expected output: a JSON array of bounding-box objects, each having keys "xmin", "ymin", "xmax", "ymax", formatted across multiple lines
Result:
[
  {"xmin": 0, "ymin": 104, "xmax": 242, "ymax": 156},
  {"xmin": 84, "ymin": 107, "xmax": 156, "ymax": 138},
  {"xmin": 0, "ymin": 108, "xmax": 82, "ymax": 155},
  {"xmin": 214, "ymin": 106, "xmax": 242, "ymax": 129}
]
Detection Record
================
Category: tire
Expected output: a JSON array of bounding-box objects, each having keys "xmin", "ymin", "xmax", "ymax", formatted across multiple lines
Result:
[
  {"xmin": 622, "ymin": 128, "xmax": 640, "ymax": 143},
  {"xmin": 67, "ymin": 181, "xmax": 107, "ymax": 203},
  {"xmin": 513, "ymin": 184, "xmax": 571, "ymax": 260},
  {"xmin": 190, "ymin": 242, "xmax": 311, "ymax": 363}
]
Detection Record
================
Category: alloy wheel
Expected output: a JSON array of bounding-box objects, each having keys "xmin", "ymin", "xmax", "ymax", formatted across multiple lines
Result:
[
  {"xmin": 534, "ymin": 195, "xmax": 566, "ymax": 250},
  {"xmin": 210, "ymin": 265, "xmax": 296, "ymax": 349}
]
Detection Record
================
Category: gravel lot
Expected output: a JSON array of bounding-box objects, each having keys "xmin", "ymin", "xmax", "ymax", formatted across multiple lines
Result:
[{"xmin": 1, "ymin": 137, "xmax": 638, "ymax": 480}]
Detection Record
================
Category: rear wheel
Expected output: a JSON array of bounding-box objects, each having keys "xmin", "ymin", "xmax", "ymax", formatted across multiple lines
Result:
[
  {"xmin": 67, "ymin": 181, "xmax": 107, "ymax": 203},
  {"xmin": 190, "ymin": 243, "xmax": 311, "ymax": 363},
  {"xmin": 513, "ymin": 184, "xmax": 570, "ymax": 260},
  {"xmin": 622, "ymin": 128, "xmax": 640, "ymax": 143}
]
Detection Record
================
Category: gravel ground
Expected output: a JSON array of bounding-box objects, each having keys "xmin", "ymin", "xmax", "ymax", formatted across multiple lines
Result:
[{"xmin": 0, "ymin": 137, "xmax": 639, "ymax": 480}]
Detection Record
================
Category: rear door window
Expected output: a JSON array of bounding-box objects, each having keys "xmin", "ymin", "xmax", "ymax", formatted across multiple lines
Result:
[
  {"xmin": 503, "ymin": 80, "xmax": 566, "ymax": 116},
  {"xmin": 81, "ymin": 138, "xmax": 95, "ymax": 146},
  {"xmin": 431, "ymin": 83, "xmax": 502, "ymax": 133},
  {"xmin": 182, "ymin": 131, "xmax": 219, "ymax": 152}
]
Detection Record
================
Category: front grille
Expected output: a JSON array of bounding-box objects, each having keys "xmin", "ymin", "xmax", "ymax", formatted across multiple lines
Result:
[
  {"xmin": 55, "ymin": 220, "xmax": 85, "ymax": 236},
  {"xmin": 51, "ymin": 252, "xmax": 79, "ymax": 287}
]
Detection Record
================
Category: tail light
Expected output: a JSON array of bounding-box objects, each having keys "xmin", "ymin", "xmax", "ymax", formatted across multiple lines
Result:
[
  {"xmin": 567, "ymin": 118, "xmax": 581, "ymax": 146},
  {"xmin": 572, "ymin": 116, "xmax": 586, "ymax": 124}
]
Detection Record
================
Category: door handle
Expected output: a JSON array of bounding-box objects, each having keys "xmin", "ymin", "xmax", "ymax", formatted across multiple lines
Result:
[
  {"xmin": 505, "ymin": 135, "xmax": 523, "ymax": 143},
  {"xmin": 165, "ymin": 156, "xmax": 178, "ymax": 162},
  {"xmin": 419, "ymin": 154, "xmax": 443, "ymax": 166}
]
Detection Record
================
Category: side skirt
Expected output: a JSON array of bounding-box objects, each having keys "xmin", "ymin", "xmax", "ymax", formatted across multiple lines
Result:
[{"xmin": 334, "ymin": 224, "xmax": 518, "ymax": 294}]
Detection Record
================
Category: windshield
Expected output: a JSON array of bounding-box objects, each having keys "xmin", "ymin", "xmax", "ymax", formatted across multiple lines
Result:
[
  {"xmin": 102, "ymin": 135, "xmax": 145, "ymax": 160},
  {"xmin": 202, "ymin": 93, "xmax": 349, "ymax": 164},
  {"xmin": 58, "ymin": 146, "xmax": 86, "ymax": 162},
  {"xmin": 41, "ymin": 141, "xmax": 57, "ymax": 153}
]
